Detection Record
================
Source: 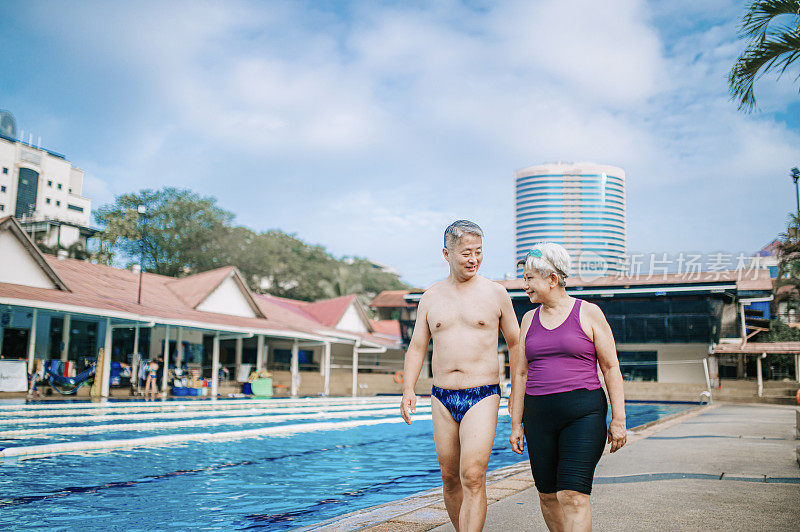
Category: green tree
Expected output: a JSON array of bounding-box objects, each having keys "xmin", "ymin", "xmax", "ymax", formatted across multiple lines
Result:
[
  {"xmin": 773, "ymin": 212, "xmax": 800, "ymax": 317},
  {"xmin": 728, "ymin": 0, "xmax": 800, "ymax": 112},
  {"xmin": 94, "ymin": 188, "xmax": 234, "ymax": 277}
]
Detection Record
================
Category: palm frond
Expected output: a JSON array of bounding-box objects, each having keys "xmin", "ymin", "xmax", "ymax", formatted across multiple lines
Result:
[
  {"xmin": 728, "ymin": 15, "xmax": 800, "ymax": 112},
  {"xmin": 740, "ymin": 0, "xmax": 800, "ymax": 39}
]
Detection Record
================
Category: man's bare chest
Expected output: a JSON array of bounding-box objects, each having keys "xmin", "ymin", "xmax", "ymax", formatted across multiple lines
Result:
[{"xmin": 426, "ymin": 300, "xmax": 500, "ymax": 333}]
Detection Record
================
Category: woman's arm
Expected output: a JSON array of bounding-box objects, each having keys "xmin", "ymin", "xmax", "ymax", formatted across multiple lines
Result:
[
  {"xmin": 509, "ymin": 311, "xmax": 532, "ymax": 454},
  {"xmin": 588, "ymin": 303, "xmax": 627, "ymax": 453}
]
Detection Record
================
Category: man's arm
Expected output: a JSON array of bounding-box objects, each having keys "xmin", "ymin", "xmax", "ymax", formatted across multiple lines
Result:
[
  {"xmin": 400, "ymin": 294, "xmax": 432, "ymax": 424},
  {"xmin": 589, "ymin": 303, "xmax": 627, "ymax": 453}
]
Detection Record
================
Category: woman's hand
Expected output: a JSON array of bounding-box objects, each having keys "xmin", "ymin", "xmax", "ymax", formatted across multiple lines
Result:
[
  {"xmin": 509, "ymin": 424, "xmax": 525, "ymax": 454},
  {"xmin": 608, "ymin": 417, "xmax": 627, "ymax": 452}
]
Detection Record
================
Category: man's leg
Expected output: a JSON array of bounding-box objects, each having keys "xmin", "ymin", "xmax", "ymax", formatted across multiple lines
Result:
[
  {"xmin": 431, "ymin": 396, "xmax": 462, "ymax": 529},
  {"xmin": 458, "ymin": 394, "xmax": 500, "ymax": 532}
]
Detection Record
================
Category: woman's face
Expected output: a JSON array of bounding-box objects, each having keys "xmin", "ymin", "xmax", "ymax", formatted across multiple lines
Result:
[{"xmin": 522, "ymin": 267, "xmax": 557, "ymax": 303}]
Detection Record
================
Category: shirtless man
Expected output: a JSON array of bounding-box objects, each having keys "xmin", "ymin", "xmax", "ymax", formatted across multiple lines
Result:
[{"xmin": 401, "ymin": 220, "xmax": 521, "ymax": 532}]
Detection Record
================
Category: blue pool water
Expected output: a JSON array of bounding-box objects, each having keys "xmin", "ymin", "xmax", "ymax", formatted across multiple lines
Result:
[{"xmin": 0, "ymin": 399, "xmax": 691, "ymax": 530}]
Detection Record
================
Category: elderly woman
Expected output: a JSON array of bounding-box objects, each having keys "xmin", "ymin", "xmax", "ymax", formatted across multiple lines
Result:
[{"xmin": 509, "ymin": 242, "xmax": 627, "ymax": 531}]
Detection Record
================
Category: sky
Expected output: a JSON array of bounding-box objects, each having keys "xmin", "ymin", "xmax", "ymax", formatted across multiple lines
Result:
[{"xmin": 0, "ymin": 0, "xmax": 798, "ymax": 287}]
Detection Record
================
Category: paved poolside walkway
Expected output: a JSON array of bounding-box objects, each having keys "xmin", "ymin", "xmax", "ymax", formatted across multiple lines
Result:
[{"xmin": 428, "ymin": 404, "xmax": 800, "ymax": 531}]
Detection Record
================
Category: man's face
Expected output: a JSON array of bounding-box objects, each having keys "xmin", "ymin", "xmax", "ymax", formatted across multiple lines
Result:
[{"xmin": 444, "ymin": 234, "xmax": 483, "ymax": 279}]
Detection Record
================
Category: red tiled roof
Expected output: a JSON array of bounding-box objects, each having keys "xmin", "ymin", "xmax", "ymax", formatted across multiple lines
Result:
[
  {"xmin": 304, "ymin": 295, "xmax": 357, "ymax": 327},
  {"xmin": 370, "ymin": 290, "xmax": 413, "ymax": 308},
  {"xmin": 370, "ymin": 319, "xmax": 401, "ymax": 338},
  {"xmin": 166, "ymin": 266, "xmax": 235, "ymax": 308}
]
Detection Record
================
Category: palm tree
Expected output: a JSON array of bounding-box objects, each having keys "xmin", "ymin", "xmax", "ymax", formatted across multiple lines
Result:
[{"xmin": 728, "ymin": 0, "xmax": 800, "ymax": 112}]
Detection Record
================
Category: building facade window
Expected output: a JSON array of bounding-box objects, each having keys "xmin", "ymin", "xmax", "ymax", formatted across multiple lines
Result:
[
  {"xmin": 56, "ymin": 200, "xmax": 61, "ymax": 206},
  {"xmin": 67, "ymin": 204, "xmax": 84, "ymax": 212},
  {"xmin": 2, "ymin": 167, "xmax": 7, "ymax": 174},
  {"xmin": 0, "ymin": 185, "xmax": 5, "ymax": 192},
  {"xmin": 57, "ymin": 183, "xmax": 62, "ymax": 190},
  {"xmin": 46, "ymin": 198, "xmax": 51, "ymax": 204},
  {"xmin": 0, "ymin": 204, "xmax": 4, "ymax": 211},
  {"xmin": 47, "ymin": 180, "xmax": 52, "ymax": 187},
  {"xmin": 15, "ymin": 168, "xmax": 39, "ymax": 218}
]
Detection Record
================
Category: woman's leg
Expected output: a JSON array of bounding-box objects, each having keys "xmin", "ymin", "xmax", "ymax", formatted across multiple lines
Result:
[
  {"xmin": 554, "ymin": 388, "xmax": 608, "ymax": 531},
  {"xmin": 523, "ymin": 394, "xmax": 563, "ymax": 531},
  {"xmin": 538, "ymin": 492, "xmax": 565, "ymax": 532},
  {"xmin": 556, "ymin": 490, "xmax": 591, "ymax": 531}
]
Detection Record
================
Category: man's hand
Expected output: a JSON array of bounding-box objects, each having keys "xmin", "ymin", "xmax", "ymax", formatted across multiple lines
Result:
[
  {"xmin": 509, "ymin": 424, "xmax": 525, "ymax": 454},
  {"xmin": 400, "ymin": 390, "xmax": 417, "ymax": 424},
  {"xmin": 608, "ymin": 417, "xmax": 627, "ymax": 453}
]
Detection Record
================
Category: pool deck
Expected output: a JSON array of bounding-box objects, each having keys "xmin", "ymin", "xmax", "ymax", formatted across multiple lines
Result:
[{"xmin": 311, "ymin": 403, "xmax": 800, "ymax": 531}]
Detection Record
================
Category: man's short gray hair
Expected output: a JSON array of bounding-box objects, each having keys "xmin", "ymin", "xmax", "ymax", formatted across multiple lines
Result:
[
  {"xmin": 517, "ymin": 242, "xmax": 571, "ymax": 287},
  {"xmin": 444, "ymin": 220, "xmax": 484, "ymax": 249}
]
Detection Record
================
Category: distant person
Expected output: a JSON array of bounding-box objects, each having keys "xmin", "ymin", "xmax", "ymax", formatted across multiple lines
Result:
[
  {"xmin": 509, "ymin": 242, "xmax": 627, "ymax": 532},
  {"xmin": 401, "ymin": 220, "xmax": 521, "ymax": 532},
  {"xmin": 144, "ymin": 359, "xmax": 159, "ymax": 397}
]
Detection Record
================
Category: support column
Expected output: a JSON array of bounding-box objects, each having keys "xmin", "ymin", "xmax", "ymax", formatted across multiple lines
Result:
[
  {"xmin": 26, "ymin": 308, "xmax": 38, "ymax": 375},
  {"xmin": 161, "ymin": 324, "xmax": 170, "ymax": 395},
  {"xmin": 352, "ymin": 339, "xmax": 360, "ymax": 398},
  {"xmin": 132, "ymin": 324, "xmax": 140, "ymax": 393},
  {"xmin": 211, "ymin": 331, "xmax": 220, "ymax": 398},
  {"xmin": 739, "ymin": 303, "xmax": 747, "ymax": 342},
  {"xmin": 175, "ymin": 327, "xmax": 184, "ymax": 369},
  {"xmin": 60, "ymin": 313, "xmax": 71, "ymax": 362},
  {"xmin": 756, "ymin": 353, "xmax": 764, "ymax": 398},
  {"xmin": 323, "ymin": 341, "xmax": 331, "ymax": 397},
  {"xmin": 255, "ymin": 335, "xmax": 264, "ymax": 371},
  {"xmin": 235, "ymin": 337, "xmax": 243, "ymax": 378},
  {"xmin": 290, "ymin": 339, "xmax": 299, "ymax": 397},
  {"xmin": 101, "ymin": 317, "xmax": 112, "ymax": 398},
  {"xmin": 795, "ymin": 354, "xmax": 799, "ymax": 384}
]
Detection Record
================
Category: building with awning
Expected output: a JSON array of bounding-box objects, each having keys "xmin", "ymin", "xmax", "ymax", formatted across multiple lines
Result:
[
  {"xmin": 0, "ymin": 216, "xmax": 402, "ymax": 397},
  {"xmin": 396, "ymin": 268, "xmax": 781, "ymax": 386}
]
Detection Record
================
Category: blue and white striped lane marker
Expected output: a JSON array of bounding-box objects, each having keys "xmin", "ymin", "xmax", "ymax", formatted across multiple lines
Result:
[{"xmin": 0, "ymin": 401, "xmax": 424, "ymax": 426}]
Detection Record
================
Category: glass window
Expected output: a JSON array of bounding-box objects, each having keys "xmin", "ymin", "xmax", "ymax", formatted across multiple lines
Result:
[
  {"xmin": 2, "ymin": 167, "xmax": 7, "ymax": 174},
  {"xmin": 57, "ymin": 183, "xmax": 62, "ymax": 190},
  {"xmin": 0, "ymin": 204, "xmax": 4, "ymax": 211},
  {"xmin": 56, "ymin": 200, "xmax": 60, "ymax": 206},
  {"xmin": 46, "ymin": 198, "xmax": 51, "ymax": 204},
  {"xmin": 618, "ymin": 351, "xmax": 657, "ymax": 381},
  {"xmin": 15, "ymin": 168, "xmax": 39, "ymax": 217},
  {"xmin": 0, "ymin": 185, "xmax": 5, "ymax": 192},
  {"xmin": 48, "ymin": 180, "xmax": 52, "ymax": 186}
]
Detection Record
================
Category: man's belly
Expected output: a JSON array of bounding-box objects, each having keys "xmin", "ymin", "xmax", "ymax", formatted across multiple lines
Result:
[{"xmin": 431, "ymin": 351, "xmax": 501, "ymax": 390}]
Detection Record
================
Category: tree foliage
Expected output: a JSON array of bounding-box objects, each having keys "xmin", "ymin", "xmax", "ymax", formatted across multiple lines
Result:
[
  {"xmin": 773, "ymin": 212, "xmax": 800, "ymax": 317},
  {"xmin": 95, "ymin": 188, "xmax": 234, "ymax": 277},
  {"xmin": 94, "ymin": 187, "xmax": 410, "ymax": 301},
  {"xmin": 728, "ymin": 0, "xmax": 800, "ymax": 112}
]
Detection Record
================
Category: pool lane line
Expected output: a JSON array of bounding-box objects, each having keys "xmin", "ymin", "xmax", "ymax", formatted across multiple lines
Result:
[
  {"xmin": 0, "ymin": 406, "xmax": 434, "ymax": 438},
  {"xmin": 0, "ymin": 433, "xmax": 412, "ymax": 509},
  {"xmin": 0, "ymin": 400, "xmax": 429, "ymax": 425},
  {"xmin": 0, "ymin": 397, "xmax": 404, "ymax": 417},
  {"xmin": 0, "ymin": 409, "xmax": 511, "ymax": 459},
  {"xmin": 0, "ymin": 396, "xmax": 399, "ymax": 412},
  {"xmin": 0, "ymin": 415, "xmax": 432, "ymax": 459}
]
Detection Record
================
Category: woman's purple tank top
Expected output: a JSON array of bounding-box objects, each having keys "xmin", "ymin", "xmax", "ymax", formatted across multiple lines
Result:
[{"xmin": 525, "ymin": 298, "xmax": 601, "ymax": 396}]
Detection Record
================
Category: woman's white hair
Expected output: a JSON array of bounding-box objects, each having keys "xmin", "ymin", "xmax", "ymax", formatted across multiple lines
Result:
[{"xmin": 517, "ymin": 242, "xmax": 571, "ymax": 287}]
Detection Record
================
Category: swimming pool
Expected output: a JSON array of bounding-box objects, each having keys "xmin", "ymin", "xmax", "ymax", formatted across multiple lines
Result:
[{"xmin": 0, "ymin": 397, "xmax": 691, "ymax": 530}]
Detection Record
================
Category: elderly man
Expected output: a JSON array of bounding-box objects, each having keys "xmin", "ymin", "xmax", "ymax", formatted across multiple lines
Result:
[{"xmin": 401, "ymin": 220, "xmax": 521, "ymax": 532}]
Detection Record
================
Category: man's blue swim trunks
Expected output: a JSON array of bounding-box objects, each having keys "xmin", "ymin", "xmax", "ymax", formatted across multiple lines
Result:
[{"xmin": 431, "ymin": 383, "xmax": 502, "ymax": 423}]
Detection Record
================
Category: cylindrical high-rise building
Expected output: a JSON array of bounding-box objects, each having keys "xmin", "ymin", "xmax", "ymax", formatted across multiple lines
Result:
[{"xmin": 515, "ymin": 162, "xmax": 626, "ymax": 276}]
